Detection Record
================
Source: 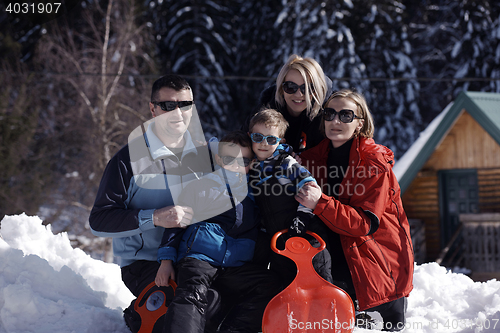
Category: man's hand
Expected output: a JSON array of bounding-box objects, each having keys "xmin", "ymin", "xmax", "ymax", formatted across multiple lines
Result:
[
  {"xmin": 295, "ymin": 182, "xmax": 322, "ymax": 210},
  {"xmin": 155, "ymin": 260, "xmax": 175, "ymax": 287},
  {"xmin": 153, "ymin": 205, "xmax": 194, "ymax": 228}
]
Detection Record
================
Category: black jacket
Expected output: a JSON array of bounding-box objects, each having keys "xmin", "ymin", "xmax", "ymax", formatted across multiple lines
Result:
[{"xmin": 242, "ymin": 77, "xmax": 333, "ymax": 154}]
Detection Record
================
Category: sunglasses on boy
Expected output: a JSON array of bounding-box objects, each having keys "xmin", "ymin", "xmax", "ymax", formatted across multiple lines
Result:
[
  {"xmin": 152, "ymin": 100, "xmax": 194, "ymax": 112},
  {"xmin": 282, "ymin": 81, "xmax": 313, "ymax": 95},
  {"xmin": 250, "ymin": 133, "xmax": 282, "ymax": 145},
  {"xmin": 323, "ymin": 108, "xmax": 363, "ymax": 123},
  {"xmin": 220, "ymin": 156, "xmax": 252, "ymax": 167}
]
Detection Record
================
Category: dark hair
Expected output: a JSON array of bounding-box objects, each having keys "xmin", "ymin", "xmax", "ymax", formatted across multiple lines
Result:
[
  {"xmin": 151, "ymin": 74, "xmax": 191, "ymax": 102},
  {"xmin": 248, "ymin": 109, "xmax": 289, "ymax": 138},
  {"xmin": 219, "ymin": 130, "xmax": 252, "ymax": 152}
]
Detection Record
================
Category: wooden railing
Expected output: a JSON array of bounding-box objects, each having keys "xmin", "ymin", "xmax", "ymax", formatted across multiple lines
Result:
[
  {"xmin": 435, "ymin": 223, "xmax": 465, "ymax": 268},
  {"xmin": 460, "ymin": 213, "xmax": 500, "ymax": 272}
]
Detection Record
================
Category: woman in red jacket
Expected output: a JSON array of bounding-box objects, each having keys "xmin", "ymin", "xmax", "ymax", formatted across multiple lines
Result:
[{"xmin": 297, "ymin": 89, "xmax": 414, "ymax": 332}]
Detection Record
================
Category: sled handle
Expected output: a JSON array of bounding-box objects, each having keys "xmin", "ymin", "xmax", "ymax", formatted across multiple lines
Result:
[
  {"xmin": 134, "ymin": 280, "xmax": 177, "ymax": 312},
  {"xmin": 270, "ymin": 229, "xmax": 326, "ymax": 255},
  {"xmin": 134, "ymin": 280, "xmax": 177, "ymax": 333}
]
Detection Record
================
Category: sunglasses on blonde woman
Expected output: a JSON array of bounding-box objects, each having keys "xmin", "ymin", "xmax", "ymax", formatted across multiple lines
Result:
[{"xmin": 282, "ymin": 81, "xmax": 314, "ymax": 95}]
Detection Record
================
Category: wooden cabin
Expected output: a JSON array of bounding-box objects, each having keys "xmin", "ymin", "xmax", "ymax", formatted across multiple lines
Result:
[{"xmin": 393, "ymin": 91, "xmax": 500, "ymax": 277}]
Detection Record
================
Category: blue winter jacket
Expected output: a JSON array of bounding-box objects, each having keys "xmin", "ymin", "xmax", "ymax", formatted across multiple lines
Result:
[{"xmin": 158, "ymin": 168, "xmax": 259, "ymax": 267}]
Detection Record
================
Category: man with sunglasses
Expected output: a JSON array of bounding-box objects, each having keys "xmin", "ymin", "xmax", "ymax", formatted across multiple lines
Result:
[
  {"xmin": 242, "ymin": 54, "xmax": 333, "ymax": 153},
  {"xmin": 89, "ymin": 75, "xmax": 223, "ymax": 332},
  {"xmin": 91, "ymin": 75, "xmax": 281, "ymax": 333}
]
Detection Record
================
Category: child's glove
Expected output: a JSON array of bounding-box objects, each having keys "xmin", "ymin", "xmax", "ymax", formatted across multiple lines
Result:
[{"xmin": 288, "ymin": 212, "xmax": 313, "ymax": 236}]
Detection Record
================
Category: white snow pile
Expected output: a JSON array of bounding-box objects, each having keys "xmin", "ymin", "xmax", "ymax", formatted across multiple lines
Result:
[
  {"xmin": 0, "ymin": 214, "xmax": 134, "ymax": 333},
  {"xmin": 1, "ymin": 214, "xmax": 500, "ymax": 333}
]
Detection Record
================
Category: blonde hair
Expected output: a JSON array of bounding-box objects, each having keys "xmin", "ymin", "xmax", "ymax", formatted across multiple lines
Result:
[
  {"xmin": 320, "ymin": 89, "xmax": 375, "ymax": 139},
  {"xmin": 249, "ymin": 109, "xmax": 289, "ymax": 138},
  {"xmin": 275, "ymin": 54, "xmax": 327, "ymax": 121}
]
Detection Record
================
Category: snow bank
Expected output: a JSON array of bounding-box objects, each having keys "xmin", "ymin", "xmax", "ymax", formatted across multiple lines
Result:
[
  {"xmin": 0, "ymin": 214, "xmax": 133, "ymax": 333},
  {"xmin": 1, "ymin": 214, "xmax": 500, "ymax": 333},
  {"xmin": 405, "ymin": 264, "xmax": 500, "ymax": 332}
]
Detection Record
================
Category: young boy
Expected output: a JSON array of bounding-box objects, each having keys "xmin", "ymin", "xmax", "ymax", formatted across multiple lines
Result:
[
  {"xmin": 155, "ymin": 131, "xmax": 280, "ymax": 333},
  {"xmin": 248, "ymin": 109, "xmax": 333, "ymax": 287}
]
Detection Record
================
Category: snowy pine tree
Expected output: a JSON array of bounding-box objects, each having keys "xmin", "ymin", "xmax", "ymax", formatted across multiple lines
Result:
[
  {"xmin": 269, "ymin": 0, "xmax": 366, "ymax": 87},
  {"xmin": 149, "ymin": 0, "xmax": 239, "ymax": 138},
  {"xmin": 409, "ymin": 0, "xmax": 500, "ymax": 125},
  {"xmin": 446, "ymin": 1, "xmax": 500, "ymax": 94},
  {"xmin": 347, "ymin": 0, "xmax": 421, "ymax": 158},
  {"xmin": 233, "ymin": 0, "xmax": 283, "ymax": 122}
]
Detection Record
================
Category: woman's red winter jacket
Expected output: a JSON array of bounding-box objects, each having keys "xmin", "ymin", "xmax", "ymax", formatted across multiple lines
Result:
[{"xmin": 300, "ymin": 137, "xmax": 414, "ymax": 310}]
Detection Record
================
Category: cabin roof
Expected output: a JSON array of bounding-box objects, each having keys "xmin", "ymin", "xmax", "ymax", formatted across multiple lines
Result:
[{"xmin": 394, "ymin": 91, "xmax": 500, "ymax": 193}]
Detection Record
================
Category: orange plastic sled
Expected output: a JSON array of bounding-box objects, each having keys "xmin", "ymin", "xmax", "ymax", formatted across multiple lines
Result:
[
  {"xmin": 134, "ymin": 280, "xmax": 177, "ymax": 333},
  {"xmin": 262, "ymin": 230, "xmax": 355, "ymax": 333}
]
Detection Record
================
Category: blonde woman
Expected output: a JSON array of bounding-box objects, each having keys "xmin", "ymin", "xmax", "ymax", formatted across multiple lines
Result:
[
  {"xmin": 298, "ymin": 89, "xmax": 414, "ymax": 331},
  {"xmin": 243, "ymin": 54, "xmax": 332, "ymax": 153}
]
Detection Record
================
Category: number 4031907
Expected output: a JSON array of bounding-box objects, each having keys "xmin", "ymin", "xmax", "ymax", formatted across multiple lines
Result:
[{"xmin": 5, "ymin": 2, "xmax": 62, "ymax": 14}]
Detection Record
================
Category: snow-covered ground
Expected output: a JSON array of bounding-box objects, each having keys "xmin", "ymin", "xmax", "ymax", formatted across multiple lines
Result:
[{"xmin": 1, "ymin": 214, "xmax": 499, "ymax": 333}]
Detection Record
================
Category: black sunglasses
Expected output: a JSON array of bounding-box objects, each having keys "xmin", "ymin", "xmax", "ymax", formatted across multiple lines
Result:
[
  {"xmin": 152, "ymin": 100, "xmax": 194, "ymax": 112},
  {"xmin": 282, "ymin": 81, "xmax": 313, "ymax": 95},
  {"xmin": 250, "ymin": 133, "xmax": 282, "ymax": 145},
  {"xmin": 220, "ymin": 156, "xmax": 252, "ymax": 167},
  {"xmin": 323, "ymin": 108, "xmax": 363, "ymax": 123}
]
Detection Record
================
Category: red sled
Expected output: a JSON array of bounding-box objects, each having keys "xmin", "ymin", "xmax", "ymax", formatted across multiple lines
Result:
[
  {"xmin": 262, "ymin": 230, "xmax": 355, "ymax": 333},
  {"xmin": 134, "ymin": 280, "xmax": 177, "ymax": 333}
]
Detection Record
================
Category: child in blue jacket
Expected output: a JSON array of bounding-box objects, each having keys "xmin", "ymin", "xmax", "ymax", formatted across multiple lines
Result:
[{"xmin": 155, "ymin": 131, "xmax": 279, "ymax": 333}]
